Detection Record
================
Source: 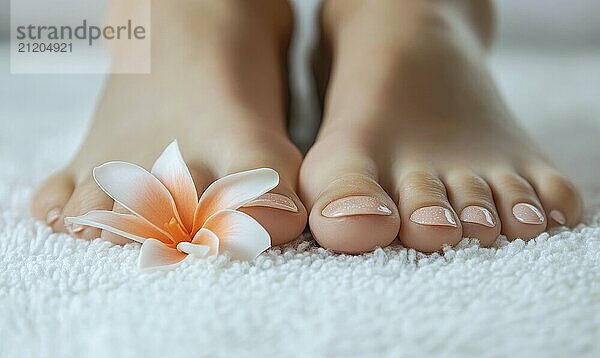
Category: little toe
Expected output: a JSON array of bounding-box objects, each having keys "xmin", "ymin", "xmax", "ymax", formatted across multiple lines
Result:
[
  {"xmin": 485, "ymin": 170, "xmax": 546, "ymax": 241},
  {"xmin": 31, "ymin": 172, "xmax": 75, "ymax": 233},
  {"xmin": 443, "ymin": 171, "xmax": 501, "ymax": 247},
  {"xmin": 396, "ymin": 170, "xmax": 462, "ymax": 253},
  {"xmin": 522, "ymin": 166, "xmax": 583, "ymax": 228},
  {"xmin": 62, "ymin": 175, "xmax": 114, "ymax": 240}
]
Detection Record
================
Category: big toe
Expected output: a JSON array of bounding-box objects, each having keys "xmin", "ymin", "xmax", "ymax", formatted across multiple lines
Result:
[
  {"xmin": 308, "ymin": 175, "xmax": 399, "ymax": 253},
  {"xmin": 300, "ymin": 141, "xmax": 400, "ymax": 254},
  {"xmin": 240, "ymin": 179, "xmax": 307, "ymax": 246},
  {"xmin": 224, "ymin": 134, "xmax": 308, "ymax": 246}
]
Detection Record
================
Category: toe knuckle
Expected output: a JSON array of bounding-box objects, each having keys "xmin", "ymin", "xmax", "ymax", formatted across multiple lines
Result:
[
  {"xmin": 494, "ymin": 173, "xmax": 532, "ymax": 195},
  {"xmin": 402, "ymin": 170, "xmax": 442, "ymax": 187},
  {"xmin": 544, "ymin": 174, "xmax": 576, "ymax": 196},
  {"xmin": 495, "ymin": 173, "xmax": 522, "ymax": 186},
  {"xmin": 400, "ymin": 170, "xmax": 446, "ymax": 197},
  {"xmin": 448, "ymin": 174, "xmax": 491, "ymax": 195}
]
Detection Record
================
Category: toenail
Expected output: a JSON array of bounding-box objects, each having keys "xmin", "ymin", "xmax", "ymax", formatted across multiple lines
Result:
[
  {"xmin": 550, "ymin": 209, "xmax": 566, "ymax": 225},
  {"xmin": 459, "ymin": 206, "xmax": 495, "ymax": 227},
  {"xmin": 243, "ymin": 193, "xmax": 298, "ymax": 212},
  {"xmin": 410, "ymin": 206, "xmax": 457, "ymax": 227},
  {"xmin": 46, "ymin": 208, "xmax": 62, "ymax": 225},
  {"xmin": 66, "ymin": 223, "xmax": 85, "ymax": 235},
  {"xmin": 512, "ymin": 203, "xmax": 545, "ymax": 224},
  {"xmin": 321, "ymin": 195, "xmax": 392, "ymax": 218}
]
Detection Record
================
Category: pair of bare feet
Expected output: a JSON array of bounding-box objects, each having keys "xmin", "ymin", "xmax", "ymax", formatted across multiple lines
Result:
[{"xmin": 32, "ymin": 0, "xmax": 582, "ymax": 254}]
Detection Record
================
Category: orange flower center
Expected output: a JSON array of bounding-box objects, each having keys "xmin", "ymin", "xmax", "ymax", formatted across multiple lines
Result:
[{"xmin": 164, "ymin": 217, "xmax": 190, "ymax": 244}]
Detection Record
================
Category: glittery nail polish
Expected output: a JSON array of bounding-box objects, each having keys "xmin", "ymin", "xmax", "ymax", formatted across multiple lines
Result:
[
  {"xmin": 410, "ymin": 206, "xmax": 457, "ymax": 227},
  {"xmin": 244, "ymin": 193, "xmax": 298, "ymax": 212},
  {"xmin": 459, "ymin": 206, "xmax": 495, "ymax": 227},
  {"xmin": 46, "ymin": 208, "xmax": 61, "ymax": 225},
  {"xmin": 321, "ymin": 196, "xmax": 392, "ymax": 218},
  {"xmin": 512, "ymin": 203, "xmax": 545, "ymax": 224},
  {"xmin": 550, "ymin": 209, "xmax": 566, "ymax": 225}
]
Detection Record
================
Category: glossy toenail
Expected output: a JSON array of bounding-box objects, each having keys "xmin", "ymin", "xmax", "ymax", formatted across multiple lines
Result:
[
  {"xmin": 459, "ymin": 206, "xmax": 495, "ymax": 227},
  {"xmin": 321, "ymin": 195, "xmax": 392, "ymax": 218},
  {"xmin": 46, "ymin": 208, "xmax": 61, "ymax": 225},
  {"xmin": 410, "ymin": 206, "xmax": 457, "ymax": 227},
  {"xmin": 550, "ymin": 209, "xmax": 566, "ymax": 225},
  {"xmin": 512, "ymin": 203, "xmax": 545, "ymax": 224},
  {"xmin": 67, "ymin": 223, "xmax": 85, "ymax": 235},
  {"xmin": 243, "ymin": 193, "xmax": 298, "ymax": 212}
]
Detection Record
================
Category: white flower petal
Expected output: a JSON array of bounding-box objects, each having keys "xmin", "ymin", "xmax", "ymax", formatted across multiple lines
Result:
[
  {"xmin": 138, "ymin": 238, "xmax": 187, "ymax": 270},
  {"xmin": 65, "ymin": 210, "xmax": 173, "ymax": 244},
  {"xmin": 93, "ymin": 161, "xmax": 182, "ymax": 236},
  {"xmin": 176, "ymin": 242, "xmax": 211, "ymax": 257},
  {"xmin": 203, "ymin": 209, "xmax": 271, "ymax": 261},
  {"xmin": 190, "ymin": 228, "xmax": 219, "ymax": 256},
  {"xmin": 151, "ymin": 141, "xmax": 198, "ymax": 232},
  {"xmin": 192, "ymin": 168, "xmax": 279, "ymax": 231}
]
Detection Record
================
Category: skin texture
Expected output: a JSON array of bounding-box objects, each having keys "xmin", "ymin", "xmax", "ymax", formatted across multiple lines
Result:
[
  {"xmin": 32, "ymin": 0, "xmax": 583, "ymax": 254},
  {"xmin": 300, "ymin": 0, "xmax": 582, "ymax": 253},
  {"xmin": 31, "ymin": 0, "xmax": 307, "ymax": 246}
]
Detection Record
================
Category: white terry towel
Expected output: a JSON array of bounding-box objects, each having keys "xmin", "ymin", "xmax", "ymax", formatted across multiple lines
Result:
[{"xmin": 2, "ymin": 1, "xmax": 600, "ymax": 356}]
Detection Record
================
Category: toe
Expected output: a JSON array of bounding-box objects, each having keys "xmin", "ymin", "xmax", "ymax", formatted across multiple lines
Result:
[
  {"xmin": 443, "ymin": 171, "xmax": 501, "ymax": 247},
  {"xmin": 305, "ymin": 174, "xmax": 400, "ymax": 254},
  {"xmin": 240, "ymin": 179, "xmax": 307, "ymax": 246},
  {"xmin": 300, "ymin": 137, "xmax": 399, "ymax": 253},
  {"xmin": 485, "ymin": 170, "xmax": 546, "ymax": 240},
  {"xmin": 62, "ymin": 175, "xmax": 114, "ymax": 239},
  {"xmin": 396, "ymin": 169, "xmax": 462, "ymax": 253},
  {"xmin": 522, "ymin": 166, "xmax": 583, "ymax": 228},
  {"xmin": 224, "ymin": 134, "xmax": 308, "ymax": 246},
  {"xmin": 31, "ymin": 171, "xmax": 75, "ymax": 233}
]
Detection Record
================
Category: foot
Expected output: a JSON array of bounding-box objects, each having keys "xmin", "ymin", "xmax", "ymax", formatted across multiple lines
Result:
[
  {"xmin": 31, "ymin": 0, "xmax": 307, "ymax": 246},
  {"xmin": 301, "ymin": 0, "xmax": 582, "ymax": 253}
]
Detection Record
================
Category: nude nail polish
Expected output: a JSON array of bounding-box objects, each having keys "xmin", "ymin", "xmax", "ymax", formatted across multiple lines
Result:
[
  {"xmin": 410, "ymin": 206, "xmax": 457, "ymax": 227},
  {"xmin": 46, "ymin": 208, "xmax": 61, "ymax": 225},
  {"xmin": 244, "ymin": 193, "xmax": 298, "ymax": 212},
  {"xmin": 550, "ymin": 210, "xmax": 566, "ymax": 225},
  {"xmin": 68, "ymin": 224, "xmax": 85, "ymax": 235},
  {"xmin": 512, "ymin": 203, "xmax": 545, "ymax": 224},
  {"xmin": 321, "ymin": 195, "xmax": 392, "ymax": 218},
  {"xmin": 459, "ymin": 206, "xmax": 496, "ymax": 227}
]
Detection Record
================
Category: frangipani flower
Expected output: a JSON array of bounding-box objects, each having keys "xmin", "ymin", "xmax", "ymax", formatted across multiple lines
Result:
[{"xmin": 65, "ymin": 141, "xmax": 278, "ymax": 270}]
